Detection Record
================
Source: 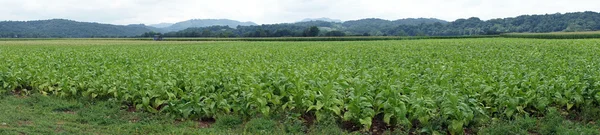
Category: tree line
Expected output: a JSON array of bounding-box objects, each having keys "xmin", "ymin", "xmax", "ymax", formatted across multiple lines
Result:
[
  {"xmin": 144, "ymin": 11, "xmax": 600, "ymax": 38},
  {"xmin": 2, "ymin": 11, "xmax": 600, "ymax": 38}
]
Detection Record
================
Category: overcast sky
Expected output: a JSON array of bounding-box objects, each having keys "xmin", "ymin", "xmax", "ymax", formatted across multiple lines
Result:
[{"xmin": 0, "ymin": 0, "xmax": 598, "ymax": 25}]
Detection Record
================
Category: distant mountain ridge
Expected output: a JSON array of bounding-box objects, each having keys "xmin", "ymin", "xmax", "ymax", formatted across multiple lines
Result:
[
  {"xmin": 344, "ymin": 18, "xmax": 448, "ymax": 26},
  {"xmin": 159, "ymin": 19, "xmax": 257, "ymax": 32},
  {"xmin": 154, "ymin": 18, "xmax": 446, "ymax": 31},
  {"xmin": 162, "ymin": 11, "xmax": 600, "ymax": 37},
  {"xmin": 300, "ymin": 18, "xmax": 342, "ymax": 23},
  {"xmin": 2, "ymin": 11, "xmax": 600, "ymax": 38},
  {"xmin": 0, "ymin": 19, "xmax": 154, "ymax": 38},
  {"xmin": 149, "ymin": 23, "xmax": 174, "ymax": 28}
]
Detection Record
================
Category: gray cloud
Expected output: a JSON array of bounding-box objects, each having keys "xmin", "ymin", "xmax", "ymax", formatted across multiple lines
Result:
[{"xmin": 0, "ymin": 0, "xmax": 598, "ymax": 25}]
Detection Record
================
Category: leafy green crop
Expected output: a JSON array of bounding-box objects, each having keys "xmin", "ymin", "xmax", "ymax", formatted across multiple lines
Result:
[
  {"xmin": 501, "ymin": 31, "xmax": 600, "ymax": 39},
  {"xmin": 1, "ymin": 39, "xmax": 599, "ymax": 133}
]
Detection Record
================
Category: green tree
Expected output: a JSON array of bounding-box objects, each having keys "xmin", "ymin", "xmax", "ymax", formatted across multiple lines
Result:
[
  {"xmin": 397, "ymin": 30, "xmax": 408, "ymax": 36},
  {"xmin": 201, "ymin": 30, "xmax": 212, "ymax": 37},
  {"xmin": 303, "ymin": 26, "xmax": 320, "ymax": 37},
  {"xmin": 140, "ymin": 31, "xmax": 161, "ymax": 37}
]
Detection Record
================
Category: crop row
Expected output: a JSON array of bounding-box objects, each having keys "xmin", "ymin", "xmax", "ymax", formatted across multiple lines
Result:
[
  {"xmin": 1, "ymin": 39, "xmax": 600, "ymax": 134},
  {"xmin": 501, "ymin": 31, "xmax": 600, "ymax": 39}
]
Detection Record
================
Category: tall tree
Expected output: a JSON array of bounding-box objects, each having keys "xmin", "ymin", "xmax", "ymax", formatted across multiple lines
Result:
[{"xmin": 303, "ymin": 26, "xmax": 320, "ymax": 37}]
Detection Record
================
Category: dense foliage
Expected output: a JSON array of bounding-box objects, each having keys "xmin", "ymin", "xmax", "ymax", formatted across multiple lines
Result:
[
  {"xmin": 163, "ymin": 11, "xmax": 600, "ymax": 37},
  {"xmin": 1, "ymin": 39, "xmax": 600, "ymax": 134},
  {"xmin": 3, "ymin": 11, "xmax": 600, "ymax": 38},
  {"xmin": 0, "ymin": 19, "xmax": 156, "ymax": 38},
  {"xmin": 161, "ymin": 18, "xmax": 448, "ymax": 37}
]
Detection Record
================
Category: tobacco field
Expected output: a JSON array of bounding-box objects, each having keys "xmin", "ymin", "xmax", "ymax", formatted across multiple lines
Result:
[{"xmin": 1, "ymin": 39, "xmax": 600, "ymax": 134}]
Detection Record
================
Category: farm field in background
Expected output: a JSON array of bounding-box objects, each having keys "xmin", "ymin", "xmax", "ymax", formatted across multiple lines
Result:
[
  {"xmin": 502, "ymin": 31, "xmax": 600, "ymax": 39},
  {"xmin": 1, "ymin": 39, "xmax": 600, "ymax": 134},
  {"xmin": 0, "ymin": 35, "xmax": 500, "ymax": 42}
]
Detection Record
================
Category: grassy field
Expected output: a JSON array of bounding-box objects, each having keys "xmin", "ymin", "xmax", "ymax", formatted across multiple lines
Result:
[
  {"xmin": 1, "ymin": 39, "xmax": 600, "ymax": 134},
  {"xmin": 501, "ymin": 31, "xmax": 600, "ymax": 39}
]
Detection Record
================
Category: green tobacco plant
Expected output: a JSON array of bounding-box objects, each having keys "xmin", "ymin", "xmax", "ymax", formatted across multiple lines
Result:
[{"xmin": 1, "ymin": 39, "xmax": 600, "ymax": 132}]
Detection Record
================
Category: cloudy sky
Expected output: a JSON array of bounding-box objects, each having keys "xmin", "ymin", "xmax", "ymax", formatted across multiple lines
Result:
[{"xmin": 0, "ymin": 0, "xmax": 598, "ymax": 25}]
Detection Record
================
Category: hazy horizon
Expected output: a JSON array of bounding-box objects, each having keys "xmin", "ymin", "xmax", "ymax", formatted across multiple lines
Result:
[{"xmin": 1, "ymin": 0, "xmax": 598, "ymax": 25}]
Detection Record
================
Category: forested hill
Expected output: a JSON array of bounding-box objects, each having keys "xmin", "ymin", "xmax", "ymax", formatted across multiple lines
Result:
[
  {"xmin": 0, "ymin": 19, "xmax": 156, "ymax": 38},
  {"xmin": 161, "ymin": 19, "xmax": 258, "ymax": 32},
  {"xmin": 160, "ymin": 18, "xmax": 449, "ymax": 37},
  {"xmin": 340, "ymin": 18, "xmax": 449, "ymax": 35},
  {"xmin": 161, "ymin": 11, "xmax": 600, "ymax": 37},
  {"xmin": 3, "ymin": 11, "xmax": 600, "ymax": 38},
  {"xmin": 347, "ymin": 12, "xmax": 600, "ymax": 36}
]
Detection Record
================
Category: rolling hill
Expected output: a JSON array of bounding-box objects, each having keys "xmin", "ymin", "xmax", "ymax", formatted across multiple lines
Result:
[
  {"xmin": 0, "ymin": 19, "xmax": 155, "ymax": 38},
  {"xmin": 159, "ymin": 19, "xmax": 257, "ymax": 32}
]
